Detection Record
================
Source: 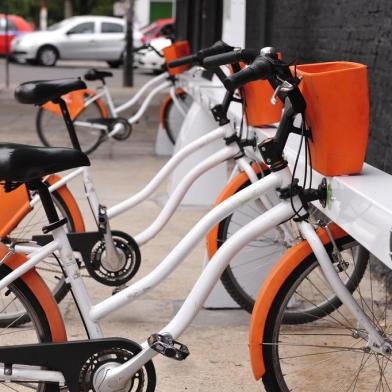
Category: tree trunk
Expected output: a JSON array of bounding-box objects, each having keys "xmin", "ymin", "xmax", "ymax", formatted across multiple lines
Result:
[
  {"xmin": 64, "ymin": 0, "xmax": 73, "ymax": 19},
  {"xmin": 39, "ymin": 0, "xmax": 47, "ymax": 31}
]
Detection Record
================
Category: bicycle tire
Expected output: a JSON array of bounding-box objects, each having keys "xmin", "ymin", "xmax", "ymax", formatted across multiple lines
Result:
[
  {"xmin": 216, "ymin": 178, "xmax": 368, "ymax": 321},
  {"xmin": 0, "ymin": 189, "xmax": 77, "ymax": 327},
  {"xmin": 0, "ymin": 263, "xmax": 57, "ymax": 392},
  {"xmin": 260, "ymin": 236, "xmax": 385, "ymax": 391},
  {"xmin": 36, "ymin": 99, "xmax": 105, "ymax": 155},
  {"xmin": 162, "ymin": 91, "xmax": 193, "ymax": 145}
]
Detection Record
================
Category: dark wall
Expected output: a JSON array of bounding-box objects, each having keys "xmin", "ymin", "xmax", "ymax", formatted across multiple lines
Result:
[
  {"xmin": 175, "ymin": 0, "xmax": 223, "ymax": 51},
  {"xmin": 246, "ymin": 0, "xmax": 392, "ymax": 173},
  {"xmin": 245, "ymin": 0, "xmax": 268, "ymax": 48}
]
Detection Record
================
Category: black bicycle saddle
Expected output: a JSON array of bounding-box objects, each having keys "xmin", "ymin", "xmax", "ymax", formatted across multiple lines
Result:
[
  {"xmin": 14, "ymin": 78, "xmax": 87, "ymax": 105},
  {"xmin": 0, "ymin": 143, "xmax": 90, "ymax": 182},
  {"xmin": 84, "ymin": 69, "xmax": 113, "ymax": 81}
]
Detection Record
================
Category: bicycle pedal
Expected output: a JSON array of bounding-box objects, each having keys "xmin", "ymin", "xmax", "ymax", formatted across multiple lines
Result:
[{"xmin": 147, "ymin": 333, "xmax": 189, "ymax": 361}]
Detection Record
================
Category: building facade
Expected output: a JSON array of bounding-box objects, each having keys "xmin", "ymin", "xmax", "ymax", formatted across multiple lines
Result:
[{"xmin": 175, "ymin": 0, "xmax": 392, "ymax": 174}]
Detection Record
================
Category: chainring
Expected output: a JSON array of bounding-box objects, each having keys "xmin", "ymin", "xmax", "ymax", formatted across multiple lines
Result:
[
  {"xmin": 112, "ymin": 118, "xmax": 132, "ymax": 141},
  {"xmin": 87, "ymin": 231, "xmax": 141, "ymax": 286},
  {"xmin": 79, "ymin": 340, "xmax": 156, "ymax": 392}
]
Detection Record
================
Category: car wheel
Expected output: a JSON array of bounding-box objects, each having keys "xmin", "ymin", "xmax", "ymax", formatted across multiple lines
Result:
[{"xmin": 37, "ymin": 46, "xmax": 58, "ymax": 66}]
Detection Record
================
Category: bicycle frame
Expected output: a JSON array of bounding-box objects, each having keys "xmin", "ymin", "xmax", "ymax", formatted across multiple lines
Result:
[
  {"xmin": 21, "ymin": 122, "xmax": 293, "ymax": 256},
  {"xmin": 1, "ymin": 165, "xmax": 386, "ymax": 387},
  {"xmin": 72, "ymin": 71, "xmax": 178, "ymax": 139}
]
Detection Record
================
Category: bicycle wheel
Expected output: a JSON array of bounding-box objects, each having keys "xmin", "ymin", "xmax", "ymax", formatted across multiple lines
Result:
[
  {"xmin": 162, "ymin": 91, "xmax": 193, "ymax": 144},
  {"xmin": 0, "ymin": 189, "xmax": 77, "ymax": 327},
  {"xmin": 216, "ymin": 178, "xmax": 368, "ymax": 319},
  {"xmin": 0, "ymin": 263, "xmax": 58, "ymax": 391},
  {"xmin": 36, "ymin": 99, "xmax": 104, "ymax": 155},
  {"xmin": 261, "ymin": 236, "xmax": 392, "ymax": 391}
]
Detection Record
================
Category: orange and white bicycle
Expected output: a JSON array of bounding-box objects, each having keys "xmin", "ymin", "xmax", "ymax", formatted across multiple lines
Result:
[{"xmin": 34, "ymin": 41, "xmax": 197, "ymax": 154}]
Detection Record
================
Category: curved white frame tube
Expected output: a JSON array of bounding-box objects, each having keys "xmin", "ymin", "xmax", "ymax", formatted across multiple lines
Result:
[
  {"xmin": 102, "ymin": 196, "xmax": 297, "ymax": 383},
  {"xmin": 134, "ymin": 145, "xmax": 238, "ymax": 245},
  {"xmin": 114, "ymin": 71, "xmax": 169, "ymax": 115},
  {"xmin": 89, "ymin": 171, "xmax": 283, "ymax": 322},
  {"xmin": 169, "ymin": 85, "xmax": 187, "ymax": 117},
  {"xmin": 125, "ymin": 81, "xmax": 172, "ymax": 125},
  {"xmin": 107, "ymin": 125, "xmax": 227, "ymax": 218}
]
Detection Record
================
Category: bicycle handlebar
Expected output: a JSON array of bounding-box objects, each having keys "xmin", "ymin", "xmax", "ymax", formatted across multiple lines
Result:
[
  {"xmin": 223, "ymin": 56, "xmax": 275, "ymax": 91},
  {"xmin": 168, "ymin": 54, "xmax": 200, "ymax": 68},
  {"xmin": 202, "ymin": 49, "xmax": 260, "ymax": 68},
  {"xmin": 168, "ymin": 40, "xmax": 234, "ymax": 68},
  {"xmin": 134, "ymin": 44, "xmax": 163, "ymax": 57}
]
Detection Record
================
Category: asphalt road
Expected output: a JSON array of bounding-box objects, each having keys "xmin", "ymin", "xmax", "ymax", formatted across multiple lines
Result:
[{"xmin": 0, "ymin": 58, "xmax": 155, "ymax": 89}]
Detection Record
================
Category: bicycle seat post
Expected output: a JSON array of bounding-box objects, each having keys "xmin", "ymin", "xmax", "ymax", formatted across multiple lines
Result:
[{"xmin": 53, "ymin": 97, "xmax": 82, "ymax": 151}]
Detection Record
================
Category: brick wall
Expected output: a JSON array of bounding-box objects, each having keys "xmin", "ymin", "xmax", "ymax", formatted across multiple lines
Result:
[{"xmin": 255, "ymin": 0, "xmax": 392, "ymax": 172}]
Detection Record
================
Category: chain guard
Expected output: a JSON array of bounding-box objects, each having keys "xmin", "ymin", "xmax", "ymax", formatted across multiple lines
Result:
[
  {"xmin": 0, "ymin": 338, "xmax": 156, "ymax": 392},
  {"xmin": 86, "ymin": 230, "xmax": 141, "ymax": 286}
]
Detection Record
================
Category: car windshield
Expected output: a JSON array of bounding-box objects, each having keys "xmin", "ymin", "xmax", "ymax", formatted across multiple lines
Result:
[
  {"xmin": 48, "ymin": 20, "xmax": 69, "ymax": 31},
  {"xmin": 0, "ymin": 18, "xmax": 16, "ymax": 32},
  {"xmin": 141, "ymin": 22, "xmax": 157, "ymax": 35}
]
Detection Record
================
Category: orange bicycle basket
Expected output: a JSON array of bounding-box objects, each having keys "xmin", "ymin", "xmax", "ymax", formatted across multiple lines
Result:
[
  {"xmin": 163, "ymin": 40, "xmax": 191, "ymax": 76},
  {"xmin": 295, "ymin": 62, "xmax": 369, "ymax": 176},
  {"xmin": 230, "ymin": 63, "xmax": 283, "ymax": 127}
]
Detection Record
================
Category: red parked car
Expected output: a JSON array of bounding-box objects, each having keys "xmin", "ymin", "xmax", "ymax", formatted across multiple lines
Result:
[
  {"xmin": 0, "ymin": 14, "xmax": 34, "ymax": 55},
  {"xmin": 140, "ymin": 18, "xmax": 175, "ymax": 44}
]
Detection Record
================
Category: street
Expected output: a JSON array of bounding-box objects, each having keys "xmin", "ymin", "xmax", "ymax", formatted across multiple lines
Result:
[{"xmin": 0, "ymin": 58, "xmax": 154, "ymax": 89}]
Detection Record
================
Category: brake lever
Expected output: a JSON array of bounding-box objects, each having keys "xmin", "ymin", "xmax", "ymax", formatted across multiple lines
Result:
[{"xmin": 271, "ymin": 80, "xmax": 296, "ymax": 105}]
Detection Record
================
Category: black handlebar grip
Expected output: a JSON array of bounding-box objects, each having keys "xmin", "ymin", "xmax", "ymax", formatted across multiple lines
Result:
[
  {"xmin": 202, "ymin": 49, "xmax": 260, "ymax": 68},
  {"xmin": 197, "ymin": 40, "xmax": 234, "ymax": 59},
  {"xmin": 168, "ymin": 40, "xmax": 233, "ymax": 68},
  {"xmin": 168, "ymin": 54, "xmax": 200, "ymax": 68},
  {"xmin": 223, "ymin": 56, "xmax": 274, "ymax": 91}
]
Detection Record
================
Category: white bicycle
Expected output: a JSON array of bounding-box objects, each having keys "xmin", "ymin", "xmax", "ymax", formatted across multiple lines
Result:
[{"xmin": 0, "ymin": 50, "xmax": 383, "ymax": 391}]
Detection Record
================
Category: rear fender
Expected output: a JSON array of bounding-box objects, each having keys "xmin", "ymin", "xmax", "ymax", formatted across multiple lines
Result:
[
  {"xmin": 41, "ymin": 89, "xmax": 109, "ymax": 120},
  {"xmin": 45, "ymin": 175, "xmax": 85, "ymax": 233},
  {"xmin": 0, "ymin": 184, "xmax": 32, "ymax": 238}
]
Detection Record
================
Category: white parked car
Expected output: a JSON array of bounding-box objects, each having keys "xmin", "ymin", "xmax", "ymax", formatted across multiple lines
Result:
[
  {"xmin": 134, "ymin": 37, "xmax": 172, "ymax": 73},
  {"xmin": 12, "ymin": 15, "xmax": 142, "ymax": 68}
]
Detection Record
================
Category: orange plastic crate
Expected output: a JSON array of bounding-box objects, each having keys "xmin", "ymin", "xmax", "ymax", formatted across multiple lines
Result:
[
  {"xmin": 295, "ymin": 62, "xmax": 369, "ymax": 176},
  {"xmin": 163, "ymin": 41, "xmax": 191, "ymax": 76}
]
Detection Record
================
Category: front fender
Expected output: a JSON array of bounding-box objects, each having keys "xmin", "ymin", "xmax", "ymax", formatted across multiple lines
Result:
[
  {"xmin": 159, "ymin": 88, "xmax": 185, "ymax": 127},
  {"xmin": 205, "ymin": 163, "xmax": 268, "ymax": 259},
  {"xmin": 0, "ymin": 243, "xmax": 67, "ymax": 342},
  {"xmin": 249, "ymin": 223, "xmax": 347, "ymax": 380}
]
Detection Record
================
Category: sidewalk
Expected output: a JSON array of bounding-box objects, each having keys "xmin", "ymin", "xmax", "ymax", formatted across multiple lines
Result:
[{"xmin": 0, "ymin": 87, "xmax": 261, "ymax": 391}]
